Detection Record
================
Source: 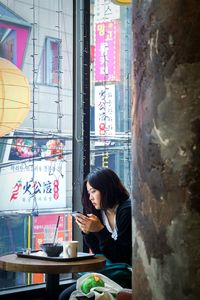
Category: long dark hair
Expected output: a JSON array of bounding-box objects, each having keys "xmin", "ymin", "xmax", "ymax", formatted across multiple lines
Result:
[{"xmin": 81, "ymin": 167, "xmax": 130, "ymax": 214}]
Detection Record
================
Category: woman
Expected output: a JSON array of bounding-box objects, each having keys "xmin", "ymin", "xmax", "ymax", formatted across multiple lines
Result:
[
  {"xmin": 77, "ymin": 167, "xmax": 132, "ymax": 266},
  {"xmin": 59, "ymin": 167, "xmax": 132, "ymax": 300}
]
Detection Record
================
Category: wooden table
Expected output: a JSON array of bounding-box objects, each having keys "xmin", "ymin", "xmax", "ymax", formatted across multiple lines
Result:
[{"xmin": 0, "ymin": 253, "xmax": 106, "ymax": 300}]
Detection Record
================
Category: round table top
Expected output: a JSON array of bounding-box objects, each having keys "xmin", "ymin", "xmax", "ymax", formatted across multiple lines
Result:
[{"xmin": 0, "ymin": 253, "xmax": 106, "ymax": 274}]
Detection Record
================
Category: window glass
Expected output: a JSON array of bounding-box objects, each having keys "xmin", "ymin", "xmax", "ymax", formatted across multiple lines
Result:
[
  {"xmin": 0, "ymin": 0, "xmax": 132, "ymax": 293},
  {"xmin": 90, "ymin": 0, "xmax": 132, "ymax": 188},
  {"xmin": 0, "ymin": 0, "xmax": 73, "ymax": 290}
]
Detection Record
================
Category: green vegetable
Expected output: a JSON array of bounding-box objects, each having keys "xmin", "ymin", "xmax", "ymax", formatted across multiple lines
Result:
[{"xmin": 81, "ymin": 275, "xmax": 105, "ymax": 294}]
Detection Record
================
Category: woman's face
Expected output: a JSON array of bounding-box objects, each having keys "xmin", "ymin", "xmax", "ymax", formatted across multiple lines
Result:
[{"xmin": 86, "ymin": 181, "xmax": 101, "ymax": 210}]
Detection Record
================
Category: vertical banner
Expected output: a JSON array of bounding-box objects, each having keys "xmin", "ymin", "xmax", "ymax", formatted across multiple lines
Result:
[
  {"xmin": 95, "ymin": 85, "xmax": 116, "ymax": 137},
  {"xmin": 95, "ymin": 20, "xmax": 120, "ymax": 82},
  {"xmin": 95, "ymin": 147, "xmax": 115, "ymax": 170},
  {"xmin": 94, "ymin": 0, "xmax": 120, "ymax": 22}
]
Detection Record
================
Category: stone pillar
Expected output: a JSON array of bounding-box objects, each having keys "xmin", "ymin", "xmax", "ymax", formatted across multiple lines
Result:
[{"xmin": 131, "ymin": 1, "xmax": 200, "ymax": 299}]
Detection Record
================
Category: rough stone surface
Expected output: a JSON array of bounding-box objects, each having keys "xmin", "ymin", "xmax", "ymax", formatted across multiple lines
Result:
[{"xmin": 131, "ymin": 1, "xmax": 200, "ymax": 299}]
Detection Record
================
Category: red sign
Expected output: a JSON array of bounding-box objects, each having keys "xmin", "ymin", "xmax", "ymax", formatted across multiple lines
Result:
[{"xmin": 32, "ymin": 213, "xmax": 66, "ymax": 284}]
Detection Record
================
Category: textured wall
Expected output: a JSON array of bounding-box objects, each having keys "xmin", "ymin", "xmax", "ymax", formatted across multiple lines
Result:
[{"xmin": 131, "ymin": 1, "xmax": 200, "ymax": 299}]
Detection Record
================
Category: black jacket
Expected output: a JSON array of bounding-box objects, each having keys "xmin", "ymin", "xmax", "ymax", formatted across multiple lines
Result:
[{"xmin": 83, "ymin": 198, "xmax": 132, "ymax": 265}]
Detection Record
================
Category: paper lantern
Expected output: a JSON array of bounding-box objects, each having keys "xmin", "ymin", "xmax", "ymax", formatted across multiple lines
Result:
[{"xmin": 0, "ymin": 58, "xmax": 30, "ymax": 137}]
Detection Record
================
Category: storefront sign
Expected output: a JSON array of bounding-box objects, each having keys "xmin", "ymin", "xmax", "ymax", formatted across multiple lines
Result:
[
  {"xmin": 95, "ymin": 85, "xmax": 116, "ymax": 137},
  {"xmin": 94, "ymin": 0, "xmax": 120, "ymax": 22},
  {"xmin": 95, "ymin": 20, "xmax": 120, "ymax": 82},
  {"xmin": 0, "ymin": 160, "xmax": 66, "ymax": 211}
]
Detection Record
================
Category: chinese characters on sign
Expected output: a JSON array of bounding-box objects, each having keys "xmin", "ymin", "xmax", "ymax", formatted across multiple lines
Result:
[
  {"xmin": 0, "ymin": 161, "xmax": 66, "ymax": 210},
  {"xmin": 10, "ymin": 179, "xmax": 59, "ymax": 202},
  {"xmin": 95, "ymin": 85, "xmax": 116, "ymax": 137},
  {"xmin": 95, "ymin": 20, "xmax": 120, "ymax": 82}
]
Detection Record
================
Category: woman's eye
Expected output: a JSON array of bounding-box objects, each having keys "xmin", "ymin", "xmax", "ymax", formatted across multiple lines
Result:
[{"xmin": 87, "ymin": 189, "xmax": 96, "ymax": 196}]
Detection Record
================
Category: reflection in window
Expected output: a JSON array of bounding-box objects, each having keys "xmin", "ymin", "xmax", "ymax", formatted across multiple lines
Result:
[
  {"xmin": 0, "ymin": 28, "xmax": 16, "ymax": 64},
  {"xmin": 0, "ymin": 22, "xmax": 30, "ymax": 69},
  {"xmin": 38, "ymin": 37, "xmax": 61, "ymax": 86}
]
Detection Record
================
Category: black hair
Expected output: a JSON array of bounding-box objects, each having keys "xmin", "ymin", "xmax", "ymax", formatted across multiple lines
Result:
[{"xmin": 81, "ymin": 167, "xmax": 130, "ymax": 214}]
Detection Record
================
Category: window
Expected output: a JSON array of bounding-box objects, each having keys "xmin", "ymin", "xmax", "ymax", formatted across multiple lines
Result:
[
  {"xmin": 90, "ymin": 0, "xmax": 132, "ymax": 187},
  {"xmin": 0, "ymin": 0, "xmax": 132, "ymax": 294},
  {"xmin": 38, "ymin": 37, "xmax": 61, "ymax": 86},
  {"xmin": 0, "ymin": 0, "xmax": 73, "ymax": 290}
]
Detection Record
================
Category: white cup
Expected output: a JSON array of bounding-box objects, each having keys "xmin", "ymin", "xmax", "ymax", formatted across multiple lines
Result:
[{"xmin": 62, "ymin": 241, "xmax": 79, "ymax": 258}]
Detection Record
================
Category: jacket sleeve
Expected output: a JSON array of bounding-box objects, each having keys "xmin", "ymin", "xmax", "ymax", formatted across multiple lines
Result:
[
  {"xmin": 83, "ymin": 232, "xmax": 101, "ymax": 253},
  {"xmin": 83, "ymin": 204, "xmax": 132, "ymax": 265}
]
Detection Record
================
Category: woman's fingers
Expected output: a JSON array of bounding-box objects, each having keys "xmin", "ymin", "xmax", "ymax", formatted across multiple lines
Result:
[
  {"xmin": 76, "ymin": 214, "xmax": 88, "ymax": 222},
  {"xmin": 76, "ymin": 214, "xmax": 104, "ymax": 233},
  {"xmin": 75, "ymin": 218, "xmax": 88, "ymax": 233}
]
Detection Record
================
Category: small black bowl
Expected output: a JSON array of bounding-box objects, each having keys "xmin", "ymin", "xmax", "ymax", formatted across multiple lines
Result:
[{"xmin": 40, "ymin": 243, "xmax": 63, "ymax": 257}]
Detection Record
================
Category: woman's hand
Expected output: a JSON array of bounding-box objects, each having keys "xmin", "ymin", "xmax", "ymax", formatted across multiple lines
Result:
[{"xmin": 75, "ymin": 213, "xmax": 104, "ymax": 234}]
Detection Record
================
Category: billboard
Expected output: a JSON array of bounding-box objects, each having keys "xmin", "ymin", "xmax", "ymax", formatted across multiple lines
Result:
[
  {"xmin": 0, "ymin": 160, "xmax": 67, "ymax": 211},
  {"xmin": 95, "ymin": 20, "xmax": 120, "ymax": 82}
]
